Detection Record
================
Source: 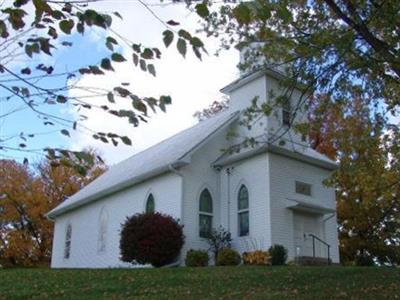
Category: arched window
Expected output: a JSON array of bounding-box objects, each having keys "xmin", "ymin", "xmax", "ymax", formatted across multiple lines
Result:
[
  {"xmin": 145, "ymin": 193, "xmax": 155, "ymax": 213},
  {"xmin": 238, "ymin": 185, "xmax": 249, "ymax": 236},
  {"xmin": 98, "ymin": 208, "xmax": 108, "ymax": 253},
  {"xmin": 64, "ymin": 224, "xmax": 72, "ymax": 259},
  {"xmin": 199, "ymin": 188, "xmax": 213, "ymax": 238}
]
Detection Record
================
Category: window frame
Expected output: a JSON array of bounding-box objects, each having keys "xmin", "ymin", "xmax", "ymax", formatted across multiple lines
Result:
[
  {"xmin": 295, "ymin": 181, "xmax": 312, "ymax": 196},
  {"xmin": 145, "ymin": 193, "xmax": 155, "ymax": 213},
  {"xmin": 64, "ymin": 223, "xmax": 72, "ymax": 260},
  {"xmin": 97, "ymin": 208, "xmax": 108, "ymax": 253},
  {"xmin": 199, "ymin": 188, "xmax": 213, "ymax": 238},
  {"xmin": 237, "ymin": 184, "xmax": 250, "ymax": 237}
]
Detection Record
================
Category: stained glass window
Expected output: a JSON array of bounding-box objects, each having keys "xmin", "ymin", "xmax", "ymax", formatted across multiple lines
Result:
[
  {"xmin": 199, "ymin": 189, "xmax": 213, "ymax": 238},
  {"xmin": 238, "ymin": 185, "xmax": 249, "ymax": 236}
]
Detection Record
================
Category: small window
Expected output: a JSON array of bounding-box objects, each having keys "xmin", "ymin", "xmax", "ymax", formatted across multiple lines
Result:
[
  {"xmin": 282, "ymin": 98, "xmax": 291, "ymax": 126},
  {"xmin": 238, "ymin": 185, "xmax": 249, "ymax": 236},
  {"xmin": 199, "ymin": 189, "xmax": 213, "ymax": 238},
  {"xmin": 98, "ymin": 208, "xmax": 108, "ymax": 253},
  {"xmin": 64, "ymin": 224, "xmax": 72, "ymax": 259},
  {"xmin": 295, "ymin": 181, "xmax": 312, "ymax": 196},
  {"xmin": 145, "ymin": 194, "xmax": 155, "ymax": 213}
]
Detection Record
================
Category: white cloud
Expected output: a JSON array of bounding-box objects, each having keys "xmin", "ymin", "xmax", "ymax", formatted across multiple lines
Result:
[{"xmin": 67, "ymin": 2, "xmax": 239, "ymax": 165}]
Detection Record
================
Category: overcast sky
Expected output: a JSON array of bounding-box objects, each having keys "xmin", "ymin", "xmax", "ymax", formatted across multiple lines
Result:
[
  {"xmin": 66, "ymin": 1, "xmax": 240, "ymax": 165},
  {"xmin": 0, "ymin": 0, "xmax": 240, "ymax": 165}
]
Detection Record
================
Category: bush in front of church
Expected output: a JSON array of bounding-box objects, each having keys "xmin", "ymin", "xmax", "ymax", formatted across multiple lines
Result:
[
  {"xmin": 268, "ymin": 244, "xmax": 288, "ymax": 265},
  {"xmin": 216, "ymin": 248, "xmax": 241, "ymax": 266},
  {"xmin": 120, "ymin": 212, "xmax": 184, "ymax": 267},
  {"xmin": 185, "ymin": 249, "xmax": 209, "ymax": 267}
]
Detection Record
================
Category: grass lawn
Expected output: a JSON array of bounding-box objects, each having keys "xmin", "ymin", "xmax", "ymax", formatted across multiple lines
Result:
[{"xmin": 0, "ymin": 266, "xmax": 399, "ymax": 299}]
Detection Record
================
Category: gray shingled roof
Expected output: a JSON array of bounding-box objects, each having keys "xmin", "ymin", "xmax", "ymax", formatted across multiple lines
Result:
[{"xmin": 48, "ymin": 110, "xmax": 240, "ymax": 218}]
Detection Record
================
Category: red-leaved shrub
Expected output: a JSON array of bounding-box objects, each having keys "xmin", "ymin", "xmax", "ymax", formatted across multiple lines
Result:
[{"xmin": 120, "ymin": 212, "xmax": 184, "ymax": 267}]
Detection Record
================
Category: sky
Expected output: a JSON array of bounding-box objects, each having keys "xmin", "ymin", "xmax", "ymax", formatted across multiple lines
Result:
[{"xmin": 0, "ymin": 1, "xmax": 240, "ymax": 165}]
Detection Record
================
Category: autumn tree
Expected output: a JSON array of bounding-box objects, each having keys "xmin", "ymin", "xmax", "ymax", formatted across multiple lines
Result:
[
  {"xmin": 308, "ymin": 93, "xmax": 400, "ymax": 265},
  {"xmin": 0, "ymin": 151, "xmax": 105, "ymax": 267},
  {"xmin": 0, "ymin": 0, "xmax": 206, "ymax": 165}
]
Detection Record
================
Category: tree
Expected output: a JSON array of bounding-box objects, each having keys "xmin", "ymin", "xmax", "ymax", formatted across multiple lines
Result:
[
  {"xmin": 0, "ymin": 151, "xmax": 105, "ymax": 267},
  {"xmin": 0, "ymin": 0, "xmax": 206, "ymax": 164},
  {"xmin": 191, "ymin": 1, "xmax": 400, "ymax": 265},
  {"xmin": 193, "ymin": 96, "xmax": 229, "ymax": 121},
  {"xmin": 196, "ymin": 0, "xmax": 400, "ymax": 119},
  {"xmin": 308, "ymin": 93, "xmax": 400, "ymax": 265}
]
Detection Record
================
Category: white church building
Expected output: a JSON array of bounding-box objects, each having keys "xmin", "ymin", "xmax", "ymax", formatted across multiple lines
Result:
[{"xmin": 48, "ymin": 60, "xmax": 340, "ymax": 268}]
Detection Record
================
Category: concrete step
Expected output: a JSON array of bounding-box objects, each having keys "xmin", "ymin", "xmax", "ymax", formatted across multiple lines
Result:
[{"xmin": 295, "ymin": 256, "xmax": 331, "ymax": 266}]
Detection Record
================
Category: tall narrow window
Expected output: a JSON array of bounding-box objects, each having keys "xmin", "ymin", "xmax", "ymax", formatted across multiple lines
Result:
[
  {"xmin": 145, "ymin": 193, "xmax": 155, "ymax": 213},
  {"xmin": 98, "ymin": 208, "xmax": 108, "ymax": 253},
  {"xmin": 64, "ymin": 224, "xmax": 72, "ymax": 259},
  {"xmin": 199, "ymin": 189, "xmax": 213, "ymax": 238},
  {"xmin": 238, "ymin": 185, "xmax": 249, "ymax": 236},
  {"xmin": 282, "ymin": 98, "xmax": 291, "ymax": 126}
]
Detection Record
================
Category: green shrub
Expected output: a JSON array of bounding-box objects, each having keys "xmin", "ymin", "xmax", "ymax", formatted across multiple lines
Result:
[
  {"xmin": 185, "ymin": 249, "xmax": 209, "ymax": 267},
  {"xmin": 216, "ymin": 248, "xmax": 241, "ymax": 266},
  {"xmin": 268, "ymin": 244, "xmax": 288, "ymax": 265},
  {"xmin": 355, "ymin": 253, "xmax": 374, "ymax": 266}
]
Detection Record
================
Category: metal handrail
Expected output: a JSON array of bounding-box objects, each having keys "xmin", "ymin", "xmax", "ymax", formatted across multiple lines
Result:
[{"xmin": 308, "ymin": 233, "xmax": 331, "ymax": 265}]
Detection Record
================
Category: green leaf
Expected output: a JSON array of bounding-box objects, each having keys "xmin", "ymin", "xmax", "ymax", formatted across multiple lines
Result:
[
  {"xmin": 33, "ymin": 0, "xmax": 52, "ymax": 14},
  {"xmin": 59, "ymin": 19, "xmax": 74, "ymax": 34},
  {"xmin": 121, "ymin": 136, "xmax": 132, "ymax": 146},
  {"xmin": 163, "ymin": 30, "xmax": 174, "ymax": 48},
  {"xmin": 177, "ymin": 38, "xmax": 187, "ymax": 58},
  {"xmin": 133, "ymin": 53, "xmax": 139, "ymax": 66},
  {"xmin": 191, "ymin": 37, "xmax": 204, "ymax": 48},
  {"xmin": 111, "ymin": 53, "xmax": 126, "ymax": 62},
  {"xmin": 106, "ymin": 36, "xmax": 118, "ymax": 51},
  {"xmin": 56, "ymin": 95, "xmax": 67, "ymax": 103},
  {"xmin": 132, "ymin": 97, "xmax": 147, "ymax": 114},
  {"xmin": 101, "ymin": 58, "xmax": 114, "ymax": 71},
  {"xmin": 61, "ymin": 129, "xmax": 70, "ymax": 137},
  {"xmin": 113, "ymin": 12, "xmax": 122, "ymax": 19},
  {"xmin": 178, "ymin": 29, "xmax": 191, "ymax": 40},
  {"xmin": 147, "ymin": 64, "xmax": 156, "ymax": 76},
  {"xmin": 159, "ymin": 95, "xmax": 172, "ymax": 112},
  {"xmin": 166, "ymin": 20, "xmax": 180, "ymax": 26},
  {"xmin": 107, "ymin": 92, "xmax": 115, "ymax": 103},
  {"xmin": 195, "ymin": 3, "xmax": 209, "ymax": 18},
  {"xmin": 139, "ymin": 59, "xmax": 147, "ymax": 72},
  {"xmin": 233, "ymin": 3, "xmax": 251, "ymax": 25},
  {"xmin": 141, "ymin": 48, "xmax": 154, "ymax": 59}
]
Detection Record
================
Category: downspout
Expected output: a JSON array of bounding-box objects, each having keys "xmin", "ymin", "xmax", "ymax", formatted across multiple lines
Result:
[
  {"xmin": 226, "ymin": 167, "xmax": 234, "ymax": 232},
  {"xmin": 168, "ymin": 164, "xmax": 184, "ymax": 266},
  {"xmin": 322, "ymin": 212, "xmax": 336, "ymax": 252}
]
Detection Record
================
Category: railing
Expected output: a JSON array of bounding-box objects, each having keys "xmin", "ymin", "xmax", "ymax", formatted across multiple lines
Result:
[{"xmin": 309, "ymin": 233, "xmax": 331, "ymax": 265}]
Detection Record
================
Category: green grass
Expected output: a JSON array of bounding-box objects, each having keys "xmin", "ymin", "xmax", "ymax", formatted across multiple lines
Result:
[{"xmin": 0, "ymin": 266, "xmax": 399, "ymax": 299}]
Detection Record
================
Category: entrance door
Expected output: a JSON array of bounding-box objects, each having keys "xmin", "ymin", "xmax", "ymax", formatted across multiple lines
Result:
[{"xmin": 293, "ymin": 212, "xmax": 322, "ymax": 257}]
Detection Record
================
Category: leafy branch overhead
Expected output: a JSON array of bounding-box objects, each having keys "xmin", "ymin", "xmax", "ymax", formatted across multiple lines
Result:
[
  {"xmin": 0, "ymin": 0, "xmax": 205, "ymax": 165},
  {"xmin": 195, "ymin": 0, "xmax": 400, "ymax": 111}
]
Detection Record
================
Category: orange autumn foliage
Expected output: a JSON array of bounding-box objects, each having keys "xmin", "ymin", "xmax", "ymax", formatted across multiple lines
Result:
[{"xmin": 0, "ymin": 154, "xmax": 105, "ymax": 267}]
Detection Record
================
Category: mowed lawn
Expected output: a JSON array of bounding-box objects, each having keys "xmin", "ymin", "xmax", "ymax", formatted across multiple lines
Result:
[{"xmin": 0, "ymin": 266, "xmax": 399, "ymax": 300}]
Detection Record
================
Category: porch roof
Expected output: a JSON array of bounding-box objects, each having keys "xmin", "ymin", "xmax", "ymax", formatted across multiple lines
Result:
[{"xmin": 286, "ymin": 198, "xmax": 336, "ymax": 215}]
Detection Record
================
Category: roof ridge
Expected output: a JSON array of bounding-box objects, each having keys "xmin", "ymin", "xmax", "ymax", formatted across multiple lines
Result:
[{"xmin": 109, "ymin": 109, "xmax": 236, "ymax": 169}]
